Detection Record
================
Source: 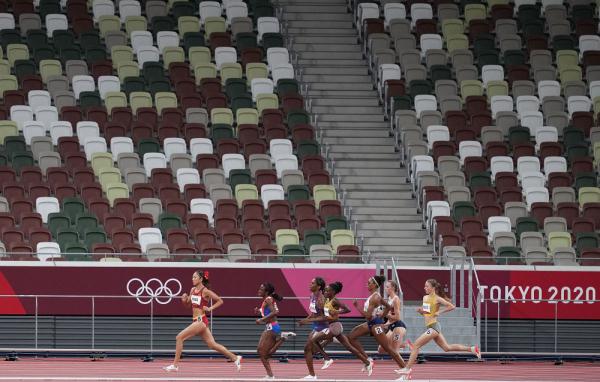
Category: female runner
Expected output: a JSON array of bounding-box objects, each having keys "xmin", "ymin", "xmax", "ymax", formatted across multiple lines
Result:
[
  {"xmin": 163, "ymin": 270, "xmax": 242, "ymax": 372},
  {"xmin": 256, "ymin": 282, "xmax": 296, "ymax": 380},
  {"xmin": 298, "ymin": 277, "xmax": 333, "ymax": 376},
  {"xmin": 347, "ymin": 275, "xmax": 407, "ymax": 373},
  {"xmin": 396, "ymin": 279, "xmax": 481, "ymax": 379},
  {"xmin": 302, "ymin": 281, "xmax": 374, "ymax": 379},
  {"xmin": 378, "ymin": 280, "xmax": 412, "ymax": 355}
]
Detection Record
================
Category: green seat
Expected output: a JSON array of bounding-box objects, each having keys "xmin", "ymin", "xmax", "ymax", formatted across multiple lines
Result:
[
  {"xmin": 262, "ymin": 33, "xmax": 284, "ymax": 50},
  {"xmin": 452, "ymin": 201, "xmax": 476, "ymax": 224},
  {"xmin": 287, "ymin": 185, "xmax": 310, "ymax": 202},
  {"xmin": 503, "ymin": 50, "xmax": 526, "ymax": 66},
  {"xmin": 75, "ymin": 213, "xmax": 99, "ymax": 235},
  {"xmin": 60, "ymin": 46, "xmax": 82, "ymax": 64},
  {"xmin": 409, "ymin": 80, "xmax": 432, "ymax": 98},
  {"xmin": 303, "ymin": 230, "xmax": 327, "ymax": 252},
  {"xmin": 48, "ymin": 212, "xmax": 71, "ymax": 238},
  {"xmin": 516, "ymin": 4, "xmax": 540, "ymax": 25},
  {"xmin": 280, "ymin": 244, "xmax": 306, "ymax": 262},
  {"xmin": 86, "ymin": 47, "xmax": 108, "ymax": 64},
  {"xmin": 0, "ymin": 151, "xmax": 8, "ymax": 165},
  {"xmin": 123, "ymin": 76, "xmax": 146, "ymax": 94},
  {"xmin": 576, "ymin": 232, "xmax": 600, "ymax": 255},
  {"xmin": 4, "ymin": 136, "xmax": 26, "ymax": 157},
  {"xmin": 229, "ymin": 169, "xmax": 252, "ymax": 190},
  {"xmin": 473, "ymin": 35, "xmax": 495, "ymax": 57},
  {"xmin": 325, "ymin": 216, "xmax": 349, "ymax": 238},
  {"xmin": 430, "ymin": 65, "xmax": 452, "ymax": 82},
  {"xmin": 27, "ymin": 30, "xmax": 48, "ymax": 51},
  {"xmin": 62, "ymin": 197, "xmax": 85, "ymax": 222},
  {"xmin": 553, "ymin": 36, "xmax": 575, "ymax": 52},
  {"xmin": 236, "ymin": 32, "xmax": 258, "ymax": 51},
  {"xmin": 276, "ymin": 79, "xmax": 300, "ymax": 96},
  {"xmin": 178, "ymin": 16, "xmax": 199, "ymax": 38},
  {"xmin": 521, "ymin": 20, "xmax": 544, "ymax": 39},
  {"xmin": 567, "ymin": 144, "xmax": 590, "ymax": 163},
  {"xmin": 391, "ymin": 95, "xmax": 412, "ymax": 113},
  {"xmin": 148, "ymin": 78, "xmax": 171, "ymax": 95},
  {"xmin": 11, "ymin": 151, "xmax": 34, "ymax": 173},
  {"xmin": 33, "ymin": 46, "xmax": 55, "ymax": 65},
  {"xmin": 563, "ymin": 128, "xmax": 585, "ymax": 149},
  {"xmin": 575, "ymin": 172, "xmax": 597, "ymax": 191},
  {"xmin": 296, "ymin": 140, "xmax": 320, "ymax": 160},
  {"xmin": 516, "ymin": 217, "xmax": 539, "ymax": 238},
  {"xmin": 211, "ymin": 124, "xmax": 234, "ymax": 144},
  {"xmin": 138, "ymin": 138, "xmax": 161, "ymax": 157},
  {"xmin": 2, "ymin": 31, "xmax": 22, "ymax": 51},
  {"xmin": 172, "ymin": 1, "xmax": 195, "ymax": 18},
  {"xmin": 64, "ymin": 243, "xmax": 91, "ymax": 261},
  {"xmin": 150, "ymin": 16, "xmax": 175, "ymax": 35},
  {"xmin": 287, "ymin": 110, "xmax": 310, "ymax": 129},
  {"xmin": 79, "ymin": 31, "xmax": 102, "ymax": 48},
  {"xmin": 184, "ymin": 32, "xmax": 206, "ymax": 51},
  {"xmin": 57, "ymin": 228, "xmax": 80, "ymax": 250},
  {"xmin": 79, "ymin": 91, "xmax": 102, "ymax": 109},
  {"xmin": 231, "ymin": 94, "xmax": 254, "ymax": 113},
  {"xmin": 14, "ymin": 59, "xmax": 36, "ymax": 80},
  {"xmin": 39, "ymin": 1, "xmax": 61, "ymax": 18},
  {"xmin": 477, "ymin": 51, "xmax": 500, "ymax": 69},
  {"xmin": 254, "ymin": 4, "xmax": 275, "ymax": 19},
  {"xmin": 508, "ymin": 126, "xmax": 531, "ymax": 146},
  {"xmin": 84, "ymin": 229, "xmax": 107, "ymax": 251},
  {"xmin": 496, "ymin": 246, "xmax": 523, "ymax": 265},
  {"xmin": 225, "ymin": 78, "xmax": 248, "ymax": 100},
  {"xmin": 143, "ymin": 62, "xmax": 165, "ymax": 84},
  {"xmin": 158, "ymin": 213, "xmax": 182, "ymax": 235},
  {"xmin": 469, "ymin": 172, "xmax": 492, "ymax": 190}
]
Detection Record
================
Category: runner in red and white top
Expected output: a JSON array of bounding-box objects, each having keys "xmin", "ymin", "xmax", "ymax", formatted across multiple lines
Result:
[{"xmin": 163, "ymin": 270, "xmax": 242, "ymax": 372}]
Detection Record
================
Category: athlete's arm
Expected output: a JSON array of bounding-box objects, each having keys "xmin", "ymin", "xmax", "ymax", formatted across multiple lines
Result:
[
  {"xmin": 202, "ymin": 289, "xmax": 224, "ymax": 313},
  {"xmin": 435, "ymin": 295, "xmax": 455, "ymax": 316},
  {"xmin": 377, "ymin": 294, "xmax": 391, "ymax": 318},
  {"xmin": 416, "ymin": 296, "xmax": 427, "ymax": 315},
  {"xmin": 335, "ymin": 300, "xmax": 351, "ymax": 315},
  {"xmin": 387, "ymin": 296, "xmax": 401, "ymax": 322},
  {"xmin": 257, "ymin": 297, "xmax": 279, "ymax": 324},
  {"xmin": 181, "ymin": 288, "xmax": 192, "ymax": 307}
]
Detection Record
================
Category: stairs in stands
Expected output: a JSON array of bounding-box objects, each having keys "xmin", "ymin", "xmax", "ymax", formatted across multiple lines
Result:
[{"xmin": 278, "ymin": 0, "xmax": 434, "ymax": 264}]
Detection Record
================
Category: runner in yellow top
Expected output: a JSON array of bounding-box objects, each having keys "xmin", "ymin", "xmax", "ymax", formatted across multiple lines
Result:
[{"xmin": 395, "ymin": 279, "xmax": 481, "ymax": 380}]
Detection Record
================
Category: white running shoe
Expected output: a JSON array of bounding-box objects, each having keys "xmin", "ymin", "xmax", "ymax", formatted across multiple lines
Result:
[
  {"xmin": 321, "ymin": 359, "xmax": 334, "ymax": 370},
  {"xmin": 471, "ymin": 345, "xmax": 481, "ymax": 360},
  {"xmin": 396, "ymin": 373, "xmax": 411, "ymax": 381},
  {"xmin": 162, "ymin": 364, "xmax": 178, "ymax": 372},
  {"xmin": 281, "ymin": 331, "xmax": 297, "ymax": 339},
  {"xmin": 366, "ymin": 358, "xmax": 374, "ymax": 377},
  {"xmin": 302, "ymin": 375, "xmax": 317, "ymax": 380},
  {"xmin": 361, "ymin": 357, "xmax": 373, "ymax": 372},
  {"xmin": 261, "ymin": 376, "xmax": 275, "ymax": 380},
  {"xmin": 395, "ymin": 367, "xmax": 411, "ymax": 374},
  {"xmin": 234, "ymin": 355, "xmax": 243, "ymax": 371}
]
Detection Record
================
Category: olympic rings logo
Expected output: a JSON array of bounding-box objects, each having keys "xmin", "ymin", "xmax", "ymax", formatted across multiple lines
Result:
[{"xmin": 126, "ymin": 278, "xmax": 182, "ymax": 305}]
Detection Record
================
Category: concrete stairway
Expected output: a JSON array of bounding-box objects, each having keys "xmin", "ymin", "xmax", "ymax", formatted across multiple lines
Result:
[{"xmin": 278, "ymin": 0, "xmax": 435, "ymax": 264}]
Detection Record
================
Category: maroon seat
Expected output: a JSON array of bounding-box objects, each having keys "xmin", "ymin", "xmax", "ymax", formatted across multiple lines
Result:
[
  {"xmin": 468, "ymin": 19, "xmax": 490, "ymax": 43},
  {"xmin": 20, "ymin": 213, "xmax": 42, "ymax": 237},
  {"xmin": 337, "ymin": 245, "xmax": 361, "ymax": 263},
  {"xmin": 221, "ymin": 228, "xmax": 244, "ymax": 249},
  {"xmin": 80, "ymin": 182, "xmax": 103, "ymax": 202},
  {"xmin": 308, "ymin": 170, "xmax": 331, "ymax": 188},
  {"xmin": 199, "ymin": 78, "xmax": 222, "ymax": 99},
  {"xmin": 539, "ymin": 142, "xmax": 563, "ymax": 161},
  {"xmin": 319, "ymin": 200, "xmax": 342, "ymax": 223},
  {"xmin": 216, "ymin": 199, "xmax": 239, "ymax": 219},
  {"xmin": 242, "ymin": 217, "xmax": 264, "ymax": 236},
  {"xmin": 512, "ymin": 143, "xmax": 535, "ymax": 160},
  {"xmin": 479, "ymin": 203, "xmax": 502, "ymax": 226},
  {"xmin": 248, "ymin": 229, "xmax": 272, "ymax": 252},
  {"xmin": 196, "ymin": 154, "xmax": 220, "ymax": 172},
  {"xmin": 11, "ymin": 198, "xmax": 33, "ymax": 222},
  {"xmin": 293, "ymin": 200, "xmax": 316, "ymax": 221},
  {"xmin": 60, "ymin": 106, "xmax": 83, "ymax": 127},
  {"xmin": 29, "ymin": 184, "xmax": 51, "ymax": 199},
  {"xmin": 215, "ymin": 216, "xmax": 238, "ymax": 236},
  {"xmin": 112, "ymin": 229, "xmax": 135, "ymax": 249},
  {"xmin": 238, "ymin": 124, "xmax": 260, "ymax": 145},
  {"xmin": 530, "ymin": 202, "xmax": 554, "ymax": 227},
  {"xmin": 104, "ymin": 121, "xmax": 128, "ymax": 142},
  {"xmin": 57, "ymin": 137, "xmax": 81, "ymax": 157},
  {"xmin": 465, "ymin": 233, "xmax": 490, "ymax": 257},
  {"xmin": 132, "ymin": 183, "xmax": 155, "ymax": 203},
  {"xmin": 571, "ymin": 157, "xmax": 594, "ymax": 177},
  {"xmin": 415, "ymin": 18, "xmax": 437, "ymax": 38},
  {"xmin": 185, "ymin": 213, "xmax": 210, "ymax": 235},
  {"xmin": 464, "ymin": 157, "xmax": 488, "ymax": 179},
  {"xmin": 264, "ymin": 124, "xmax": 288, "ymax": 141},
  {"xmin": 547, "ymin": 172, "xmax": 573, "ymax": 191},
  {"xmin": 473, "ymin": 187, "xmax": 497, "ymax": 208},
  {"xmin": 113, "ymin": 198, "xmax": 136, "ymax": 223},
  {"xmin": 486, "ymin": 141, "xmax": 510, "ymax": 161},
  {"xmin": 243, "ymin": 139, "xmax": 267, "ymax": 159},
  {"xmin": 20, "ymin": 166, "xmax": 43, "ymax": 185},
  {"xmin": 132, "ymin": 213, "xmax": 154, "ymax": 233},
  {"xmin": 445, "ymin": 111, "xmax": 468, "ymax": 136},
  {"xmin": 460, "ymin": 216, "xmax": 484, "ymax": 235},
  {"xmin": 85, "ymin": 106, "xmax": 108, "ymax": 127},
  {"xmin": 241, "ymin": 200, "xmax": 263, "ymax": 220},
  {"xmin": 282, "ymin": 94, "xmax": 305, "ymax": 116},
  {"xmin": 499, "ymin": 187, "xmax": 523, "ymax": 204},
  {"xmin": 297, "ymin": 217, "xmax": 321, "ymax": 238},
  {"xmin": 183, "ymin": 123, "xmax": 207, "ymax": 141},
  {"xmin": 29, "ymin": 228, "xmax": 51, "ymax": 248},
  {"xmin": 261, "ymin": 109, "xmax": 284, "ymax": 128},
  {"xmin": 556, "ymin": 202, "xmax": 580, "ymax": 229},
  {"xmin": 432, "ymin": 216, "xmax": 455, "ymax": 242},
  {"xmin": 580, "ymin": 249, "xmax": 600, "ymax": 266},
  {"xmin": 432, "ymin": 141, "xmax": 456, "ymax": 162},
  {"xmin": 438, "ymin": 231, "xmax": 462, "ymax": 257},
  {"xmin": 91, "ymin": 243, "xmax": 116, "ymax": 260},
  {"xmin": 470, "ymin": 248, "xmax": 496, "ymax": 265},
  {"xmin": 184, "ymin": 184, "xmax": 207, "ymax": 204},
  {"xmin": 151, "ymin": 168, "xmax": 174, "ymax": 190},
  {"xmin": 495, "ymin": 172, "xmax": 518, "ymax": 193},
  {"xmin": 165, "ymin": 199, "xmax": 188, "ymax": 220},
  {"xmin": 465, "ymin": 96, "xmax": 488, "ymax": 117},
  {"xmin": 216, "ymin": 138, "xmax": 240, "ymax": 156},
  {"xmin": 87, "ymin": 198, "xmax": 110, "ymax": 220},
  {"xmin": 64, "ymin": 152, "xmax": 87, "ymax": 172},
  {"xmin": 157, "ymin": 183, "xmax": 180, "ymax": 203},
  {"xmin": 103, "ymin": 214, "xmax": 127, "ymax": 237},
  {"xmin": 255, "ymin": 169, "xmax": 277, "ymax": 190},
  {"xmin": 572, "ymin": 217, "xmax": 595, "ymax": 238},
  {"xmin": 241, "ymin": 47, "xmax": 263, "ymax": 67},
  {"xmin": 209, "ymin": 32, "xmax": 232, "ymax": 51},
  {"xmin": 268, "ymin": 200, "xmax": 291, "ymax": 220},
  {"xmin": 161, "ymin": 107, "xmax": 185, "ymax": 129},
  {"xmin": 166, "ymin": 228, "xmax": 190, "ymax": 250},
  {"xmin": 269, "ymin": 217, "xmax": 293, "ymax": 236},
  {"xmin": 3, "ymin": 182, "xmax": 25, "ymax": 203},
  {"xmin": 72, "ymin": 167, "xmax": 96, "ymax": 187}
]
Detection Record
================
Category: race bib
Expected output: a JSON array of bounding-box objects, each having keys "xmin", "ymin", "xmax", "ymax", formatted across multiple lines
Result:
[
  {"xmin": 374, "ymin": 326, "xmax": 384, "ymax": 335},
  {"xmin": 266, "ymin": 323, "xmax": 273, "ymax": 331},
  {"xmin": 309, "ymin": 300, "xmax": 317, "ymax": 313},
  {"xmin": 191, "ymin": 295, "xmax": 201, "ymax": 305},
  {"xmin": 324, "ymin": 307, "xmax": 330, "ymax": 317},
  {"xmin": 422, "ymin": 303, "xmax": 431, "ymax": 313}
]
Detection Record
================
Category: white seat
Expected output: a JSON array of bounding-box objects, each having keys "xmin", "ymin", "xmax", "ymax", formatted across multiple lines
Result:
[
  {"xmin": 357, "ymin": 3, "xmax": 379, "ymax": 28},
  {"xmin": 567, "ymin": 95, "xmax": 592, "ymax": 117},
  {"xmin": 36, "ymin": 196, "xmax": 60, "ymax": 223},
  {"xmin": 110, "ymin": 136, "xmax": 134, "ymax": 161},
  {"xmin": 414, "ymin": 95, "xmax": 438, "ymax": 118},
  {"xmin": 525, "ymin": 186, "xmax": 550, "ymax": 210},
  {"xmin": 541, "ymin": 0, "xmax": 562, "ymax": 13},
  {"xmin": 156, "ymin": 31, "xmax": 180, "ymax": 53},
  {"xmin": 410, "ymin": 3, "xmax": 433, "ymax": 27},
  {"xmin": 519, "ymin": 111, "xmax": 544, "ymax": 134},
  {"xmin": 251, "ymin": 78, "xmax": 274, "ymax": 101},
  {"xmin": 84, "ymin": 137, "xmax": 107, "ymax": 161},
  {"xmin": 199, "ymin": 1, "xmax": 222, "ymax": 25},
  {"xmin": 516, "ymin": 95, "xmax": 540, "ymax": 115},
  {"xmin": 143, "ymin": 152, "xmax": 167, "ymax": 177},
  {"xmin": 487, "ymin": 216, "xmax": 512, "ymax": 243},
  {"xmin": 118, "ymin": 0, "xmax": 141, "ymax": 23},
  {"xmin": 275, "ymin": 154, "xmax": 298, "ymax": 178},
  {"xmin": 384, "ymin": 3, "xmax": 406, "ymax": 29},
  {"xmin": 190, "ymin": 198, "xmax": 214, "ymax": 224},
  {"xmin": 534, "ymin": 126, "xmax": 558, "ymax": 151},
  {"xmin": 214, "ymin": 46, "xmax": 238, "ymax": 70},
  {"xmin": 49, "ymin": 121, "xmax": 73, "ymax": 145},
  {"xmin": 490, "ymin": 95, "xmax": 513, "ymax": 118},
  {"xmin": 490, "ymin": 156, "xmax": 514, "ymax": 178},
  {"xmin": 260, "ymin": 184, "xmax": 284, "ymax": 208},
  {"xmin": 579, "ymin": 35, "xmax": 600, "ymax": 58},
  {"xmin": 23, "ymin": 121, "xmax": 46, "ymax": 145},
  {"xmin": 190, "ymin": 138, "xmax": 214, "ymax": 159},
  {"xmin": 176, "ymin": 168, "xmax": 201, "ymax": 193},
  {"xmin": 410, "ymin": 155, "xmax": 434, "ymax": 184},
  {"xmin": 76, "ymin": 121, "xmax": 100, "ymax": 144},
  {"xmin": 543, "ymin": 156, "xmax": 567, "ymax": 178},
  {"xmin": 517, "ymin": 156, "xmax": 541, "ymax": 177},
  {"xmin": 163, "ymin": 137, "xmax": 187, "ymax": 161},
  {"xmin": 482, "ymin": 65, "xmax": 505, "ymax": 86},
  {"xmin": 521, "ymin": 171, "xmax": 546, "ymax": 190},
  {"xmin": 538, "ymin": 80, "xmax": 561, "ymax": 101},
  {"xmin": 419, "ymin": 34, "xmax": 443, "ymax": 58},
  {"xmin": 426, "ymin": 125, "xmax": 450, "ymax": 149},
  {"xmin": 225, "ymin": 2, "xmax": 247, "ymax": 25},
  {"xmin": 34, "ymin": 106, "xmax": 58, "ymax": 130},
  {"xmin": 36, "ymin": 242, "xmax": 61, "ymax": 261},
  {"xmin": 10, "ymin": 105, "xmax": 33, "ymax": 131},
  {"xmin": 222, "ymin": 153, "xmax": 245, "ymax": 177},
  {"xmin": 458, "ymin": 141, "xmax": 482, "ymax": 165},
  {"xmin": 0, "ymin": 13, "xmax": 15, "ymax": 30},
  {"xmin": 266, "ymin": 47, "xmax": 290, "ymax": 73},
  {"xmin": 138, "ymin": 227, "xmax": 162, "ymax": 253},
  {"xmin": 97, "ymin": 75, "xmax": 120, "ymax": 99},
  {"xmin": 136, "ymin": 46, "xmax": 160, "ymax": 68},
  {"xmin": 45, "ymin": 14, "xmax": 68, "ymax": 37},
  {"xmin": 72, "ymin": 75, "xmax": 95, "ymax": 99},
  {"xmin": 426, "ymin": 200, "xmax": 450, "ymax": 236},
  {"xmin": 377, "ymin": 64, "xmax": 401, "ymax": 97},
  {"xmin": 93, "ymin": 0, "xmax": 115, "ymax": 22},
  {"xmin": 590, "ymin": 80, "xmax": 600, "ymax": 100},
  {"xmin": 28, "ymin": 90, "xmax": 51, "ymax": 111},
  {"xmin": 269, "ymin": 139, "xmax": 293, "ymax": 163},
  {"xmin": 131, "ymin": 31, "xmax": 154, "ymax": 52},
  {"xmin": 271, "ymin": 63, "xmax": 294, "ymax": 84}
]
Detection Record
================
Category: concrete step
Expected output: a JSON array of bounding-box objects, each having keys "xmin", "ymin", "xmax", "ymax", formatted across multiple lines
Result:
[
  {"xmin": 357, "ymin": 221, "xmax": 423, "ymax": 230},
  {"xmin": 347, "ymin": 198, "xmax": 413, "ymax": 207},
  {"xmin": 352, "ymin": 213, "xmax": 421, "ymax": 221},
  {"xmin": 320, "ymin": 114, "xmax": 384, "ymax": 122},
  {"xmin": 323, "ymin": 137, "xmax": 393, "ymax": 145},
  {"xmin": 331, "ymin": 155, "xmax": 403, "ymax": 163},
  {"xmin": 282, "ymin": 5, "xmax": 348, "ymax": 13},
  {"xmin": 363, "ymin": 237, "xmax": 427, "ymax": 246},
  {"xmin": 307, "ymin": 90, "xmax": 378, "ymax": 97},
  {"xmin": 279, "ymin": 0, "xmax": 347, "ymax": 4},
  {"xmin": 298, "ymin": 51, "xmax": 364, "ymax": 60},
  {"xmin": 287, "ymin": 28, "xmax": 357, "ymax": 35},
  {"xmin": 352, "ymin": 206, "xmax": 417, "ymax": 214},
  {"xmin": 308, "ymin": 81, "xmax": 374, "ymax": 90},
  {"xmin": 335, "ymin": 168, "xmax": 405, "ymax": 176},
  {"xmin": 334, "ymin": 160, "xmax": 401, "ymax": 168},
  {"xmin": 287, "ymin": 20, "xmax": 353, "ymax": 29},
  {"xmin": 284, "ymin": 12, "xmax": 354, "ymax": 21},
  {"xmin": 311, "ymin": 98, "xmax": 379, "ymax": 106},
  {"xmin": 299, "ymin": 59, "xmax": 364, "ymax": 66},
  {"xmin": 348, "ymin": 190, "xmax": 412, "ymax": 199},
  {"xmin": 339, "ymin": 174, "xmax": 407, "ymax": 183},
  {"xmin": 294, "ymin": 43, "xmax": 362, "ymax": 53},
  {"xmin": 359, "ymin": 229, "xmax": 427, "ymax": 238},
  {"xmin": 364, "ymin": 244, "xmax": 433, "ymax": 253},
  {"xmin": 328, "ymin": 144, "xmax": 393, "ymax": 152},
  {"xmin": 303, "ymin": 66, "xmax": 369, "ymax": 75},
  {"xmin": 318, "ymin": 121, "xmax": 388, "ymax": 128},
  {"xmin": 293, "ymin": 35, "xmax": 359, "ymax": 44},
  {"xmin": 312, "ymin": 105, "xmax": 384, "ymax": 114},
  {"xmin": 303, "ymin": 74, "xmax": 372, "ymax": 83}
]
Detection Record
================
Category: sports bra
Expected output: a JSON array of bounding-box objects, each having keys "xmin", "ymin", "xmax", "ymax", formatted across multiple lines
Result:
[
  {"xmin": 364, "ymin": 292, "xmax": 384, "ymax": 319},
  {"xmin": 190, "ymin": 286, "xmax": 207, "ymax": 310}
]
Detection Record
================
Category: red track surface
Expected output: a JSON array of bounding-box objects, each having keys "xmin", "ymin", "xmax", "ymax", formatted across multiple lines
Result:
[{"xmin": 0, "ymin": 358, "xmax": 598, "ymax": 381}]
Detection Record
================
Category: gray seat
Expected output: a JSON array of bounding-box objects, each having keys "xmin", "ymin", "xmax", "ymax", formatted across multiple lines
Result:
[
  {"xmin": 442, "ymin": 171, "xmax": 466, "ymax": 188},
  {"xmin": 145, "ymin": 0, "xmax": 168, "ymax": 20},
  {"xmin": 543, "ymin": 216, "xmax": 568, "ymax": 236},
  {"xmin": 529, "ymin": 50, "xmax": 553, "ymax": 70},
  {"xmin": 435, "ymin": 80, "xmax": 457, "ymax": 99},
  {"xmin": 186, "ymin": 108, "xmax": 209, "ymax": 125},
  {"xmin": 425, "ymin": 49, "xmax": 447, "ymax": 69},
  {"xmin": 504, "ymin": 202, "xmax": 528, "ymax": 226},
  {"xmin": 38, "ymin": 152, "xmax": 62, "ymax": 175},
  {"xmin": 545, "ymin": 111, "xmax": 569, "ymax": 136},
  {"xmin": 419, "ymin": 110, "xmax": 443, "ymax": 130},
  {"xmin": 0, "ymin": 197, "xmax": 8, "ymax": 212},
  {"xmin": 589, "ymin": 126, "xmax": 600, "ymax": 145},
  {"xmin": 231, "ymin": 17, "xmax": 254, "ymax": 36},
  {"xmin": 368, "ymin": 33, "xmax": 391, "ymax": 55},
  {"xmin": 104, "ymin": 30, "xmax": 128, "ymax": 50},
  {"xmin": 394, "ymin": 110, "xmax": 418, "ymax": 128},
  {"xmin": 492, "ymin": 232, "xmax": 516, "ymax": 252},
  {"xmin": 548, "ymin": 19, "xmax": 571, "ymax": 39},
  {"xmin": 139, "ymin": 198, "xmax": 162, "ymax": 223},
  {"xmin": 389, "ymin": 19, "xmax": 411, "ymax": 40},
  {"xmin": 281, "ymin": 170, "xmax": 305, "ymax": 192},
  {"xmin": 249, "ymin": 154, "xmax": 272, "ymax": 176},
  {"xmin": 170, "ymin": 153, "xmax": 193, "ymax": 173},
  {"xmin": 552, "ymin": 247, "xmax": 579, "ymax": 266},
  {"xmin": 65, "ymin": 60, "xmax": 89, "ymax": 80},
  {"xmin": 227, "ymin": 243, "xmax": 252, "ymax": 262},
  {"xmin": 53, "ymin": 91, "xmax": 76, "ymax": 110},
  {"xmin": 437, "ymin": 3, "xmax": 460, "ymax": 20},
  {"xmin": 439, "ymin": 95, "xmax": 461, "ymax": 114},
  {"xmin": 495, "ymin": 111, "xmax": 519, "ymax": 136},
  {"xmin": 399, "ymin": 49, "xmax": 421, "ymax": 70},
  {"xmin": 525, "ymin": 247, "xmax": 551, "ymax": 265},
  {"xmin": 203, "ymin": 168, "xmax": 226, "ymax": 188},
  {"xmin": 404, "ymin": 64, "xmax": 427, "ymax": 83},
  {"xmin": 443, "ymin": 246, "xmax": 467, "ymax": 265},
  {"xmin": 446, "ymin": 186, "xmax": 471, "ymax": 206},
  {"xmin": 534, "ymin": 66, "xmax": 557, "ymax": 83},
  {"xmin": 394, "ymin": 34, "xmax": 416, "ymax": 56},
  {"xmin": 542, "ymin": 96, "xmax": 566, "ymax": 115},
  {"xmin": 520, "ymin": 232, "xmax": 545, "ymax": 252},
  {"xmin": 124, "ymin": 167, "xmax": 147, "ymax": 190},
  {"xmin": 406, "ymin": 140, "xmax": 428, "ymax": 162},
  {"xmin": 512, "ymin": 80, "xmax": 536, "ymax": 98},
  {"xmin": 118, "ymin": 153, "xmax": 141, "ymax": 174},
  {"xmin": 499, "ymin": 34, "xmax": 522, "ymax": 53},
  {"xmin": 145, "ymin": 243, "xmax": 170, "ymax": 262},
  {"xmin": 455, "ymin": 64, "xmax": 478, "ymax": 83},
  {"xmin": 309, "ymin": 244, "xmax": 333, "ymax": 263},
  {"xmin": 450, "ymin": 49, "xmax": 473, "ymax": 68},
  {"xmin": 563, "ymin": 80, "xmax": 587, "ymax": 98},
  {"xmin": 209, "ymin": 184, "xmax": 233, "ymax": 203},
  {"xmin": 19, "ymin": 14, "xmax": 42, "ymax": 36},
  {"xmin": 551, "ymin": 187, "xmax": 576, "ymax": 207},
  {"xmin": 481, "ymin": 127, "xmax": 504, "ymax": 145},
  {"xmin": 437, "ymin": 156, "xmax": 460, "ymax": 175},
  {"xmin": 47, "ymin": 75, "xmax": 70, "ymax": 97},
  {"xmin": 31, "ymin": 136, "xmax": 53, "ymax": 161},
  {"xmin": 495, "ymin": 19, "xmax": 517, "ymax": 40}
]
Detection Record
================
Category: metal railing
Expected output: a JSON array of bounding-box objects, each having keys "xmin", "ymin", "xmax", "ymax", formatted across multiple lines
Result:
[{"xmin": 449, "ymin": 257, "xmax": 482, "ymax": 351}]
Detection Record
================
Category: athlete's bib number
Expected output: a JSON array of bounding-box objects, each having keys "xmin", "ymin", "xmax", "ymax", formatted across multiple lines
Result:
[
  {"xmin": 422, "ymin": 303, "xmax": 431, "ymax": 313},
  {"xmin": 324, "ymin": 307, "xmax": 330, "ymax": 317},
  {"xmin": 266, "ymin": 323, "xmax": 273, "ymax": 331},
  {"xmin": 309, "ymin": 301, "xmax": 317, "ymax": 313},
  {"xmin": 374, "ymin": 326, "xmax": 384, "ymax": 335},
  {"xmin": 191, "ymin": 295, "xmax": 201, "ymax": 305}
]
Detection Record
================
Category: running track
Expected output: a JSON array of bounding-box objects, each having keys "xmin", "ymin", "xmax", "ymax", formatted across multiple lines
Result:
[{"xmin": 0, "ymin": 358, "xmax": 598, "ymax": 381}]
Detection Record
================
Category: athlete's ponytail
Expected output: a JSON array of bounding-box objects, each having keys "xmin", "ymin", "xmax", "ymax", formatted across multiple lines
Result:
[
  {"xmin": 427, "ymin": 278, "xmax": 450, "ymax": 300},
  {"xmin": 195, "ymin": 270, "xmax": 210, "ymax": 288},
  {"xmin": 263, "ymin": 282, "xmax": 283, "ymax": 302},
  {"xmin": 329, "ymin": 281, "xmax": 343, "ymax": 295},
  {"xmin": 371, "ymin": 275, "xmax": 386, "ymax": 288},
  {"xmin": 315, "ymin": 277, "xmax": 326, "ymax": 292}
]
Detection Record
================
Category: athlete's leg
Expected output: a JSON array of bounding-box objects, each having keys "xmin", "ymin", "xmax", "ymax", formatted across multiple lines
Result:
[
  {"xmin": 371, "ymin": 325, "xmax": 406, "ymax": 368},
  {"xmin": 171, "ymin": 322, "xmax": 203, "ymax": 366},
  {"xmin": 391, "ymin": 327, "xmax": 407, "ymax": 352},
  {"xmin": 336, "ymin": 334, "xmax": 370, "ymax": 365},
  {"xmin": 433, "ymin": 332, "xmax": 471, "ymax": 352},
  {"xmin": 405, "ymin": 329, "xmax": 438, "ymax": 369},
  {"xmin": 199, "ymin": 325, "xmax": 237, "ymax": 361},
  {"xmin": 257, "ymin": 330, "xmax": 277, "ymax": 377},
  {"xmin": 347, "ymin": 323, "xmax": 370, "ymax": 359}
]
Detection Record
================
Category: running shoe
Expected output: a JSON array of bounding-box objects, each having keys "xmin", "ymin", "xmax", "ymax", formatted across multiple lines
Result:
[
  {"xmin": 471, "ymin": 345, "xmax": 481, "ymax": 360},
  {"xmin": 361, "ymin": 357, "xmax": 374, "ymax": 372},
  {"xmin": 162, "ymin": 364, "xmax": 178, "ymax": 372},
  {"xmin": 321, "ymin": 359, "xmax": 334, "ymax": 370},
  {"xmin": 396, "ymin": 372, "xmax": 412, "ymax": 381},
  {"xmin": 234, "ymin": 355, "xmax": 243, "ymax": 371},
  {"xmin": 395, "ymin": 367, "xmax": 412, "ymax": 375},
  {"xmin": 281, "ymin": 331, "xmax": 297, "ymax": 339},
  {"xmin": 302, "ymin": 375, "xmax": 318, "ymax": 380},
  {"xmin": 366, "ymin": 358, "xmax": 374, "ymax": 377},
  {"xmin": 261, "ymin": 376, "xmax": 275, "ymax": 380}
]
